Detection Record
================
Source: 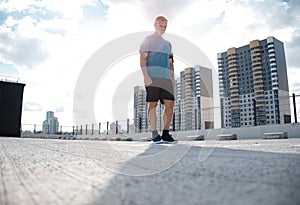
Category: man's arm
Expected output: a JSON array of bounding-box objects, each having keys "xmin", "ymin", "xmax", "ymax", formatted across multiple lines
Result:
[
  {"xmin": 140, "ymin": 52, "xmax": 152, "ymax": 86},
  {"xmin": 169, "ymin": 56, "xmax": 175, "ymax": 88}
]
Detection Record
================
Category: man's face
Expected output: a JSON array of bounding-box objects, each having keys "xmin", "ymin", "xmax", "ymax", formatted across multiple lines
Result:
[{"xmin": 154, "ymin": 20, "xmax": 167, "ymax": 36}]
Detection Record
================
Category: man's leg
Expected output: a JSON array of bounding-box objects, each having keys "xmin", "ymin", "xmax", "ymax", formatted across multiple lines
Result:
[
  {"xmin": 162, "ymin": 99, "xmax": 174, "ymax": 130},
  {"xmin": 148, "ymin": 101, "xmax": 158, "ymax": 131},
  {"xmin": 148, "ymin": 101, "xmax": 162, "ymax": 141},
  {"xmin": 161, "ymin": 99, "xmax": 175, "ymax": 141},
  {"xmin": 145, "ymin": 81, "xmax": 161, "ymax": 141}
]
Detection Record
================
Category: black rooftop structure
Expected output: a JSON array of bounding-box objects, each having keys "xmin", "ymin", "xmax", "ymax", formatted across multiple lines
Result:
[{"xmin": 0, "ymin": 80, "xmax": 25, "ymax": 137}]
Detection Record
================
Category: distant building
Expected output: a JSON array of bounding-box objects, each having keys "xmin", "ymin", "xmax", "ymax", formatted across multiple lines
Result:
[
  {"xmin": 174, "ymin": 66, "xmax": 214, "ymax": 131},
  {"xmin": 109, "ymin": 122, "xmax": 121, "ymax": 134},
  {"xmin": 133, "ymin": 86, "xmax": 148, "ymax": 132},
  {"xmin": 43, "ymin": 111, "xmax": 59, "ymax": 134},
  {"xmin": 218, "ymin": 36, "xmax": 291, "ymax": 128}
]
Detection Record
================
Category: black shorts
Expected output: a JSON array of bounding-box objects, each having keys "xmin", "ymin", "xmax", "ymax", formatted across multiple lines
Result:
[{"xmin": 145, "ymin": 78, "xmax": 174, "ymax": 104}]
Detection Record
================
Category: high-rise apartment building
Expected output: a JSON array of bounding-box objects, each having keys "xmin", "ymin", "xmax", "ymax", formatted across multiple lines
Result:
[
  {"xmin": 42, "ymin": 111, "xmax": 59, "ymax": 134},
  {"xmin": 133, "ymin": 86, "xmax": 148, "ymax": 132},
  {"xmin": 174, "ymin": 66, "xmax": 214, "ymax": 130},
  {"xmin": 218, "ymin": 36, "xmax": 291, "ymax": 128}
]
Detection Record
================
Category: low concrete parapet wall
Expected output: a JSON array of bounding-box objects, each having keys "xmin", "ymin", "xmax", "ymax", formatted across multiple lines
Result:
[
  {"xmin": 263, "ymin": 132, "xmax": 288, "ymax": 139},
  {"xmin": 19, "ymin": 123, "xmax": 300, "ymax": 141},
  {"xmin": 174, "ymin": 123, "xmax": 300, "ymax": 141},
  {"xmin": 217, "ymin": 133, "xmax": 237, "ymax": 140},
  {"xmin": 186, "ymin": 135, "xmax": 205, "ymax": 141}
]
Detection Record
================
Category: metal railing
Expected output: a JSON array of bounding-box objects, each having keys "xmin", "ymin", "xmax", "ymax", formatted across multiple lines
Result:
[{"xmin": 21, "ymin": 119, "xmax": 141, "ymax": 136}]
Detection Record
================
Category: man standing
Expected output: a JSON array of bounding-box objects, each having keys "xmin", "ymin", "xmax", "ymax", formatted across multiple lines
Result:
[{"xmin": 140, "ymin": 16, "xmax": 175, "ymax": 142}]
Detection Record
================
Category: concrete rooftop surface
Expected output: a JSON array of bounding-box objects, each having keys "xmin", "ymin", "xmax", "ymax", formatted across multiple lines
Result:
[{"xmin": 0, "ymin": 137, "xmax": 300, "ymax": 205}]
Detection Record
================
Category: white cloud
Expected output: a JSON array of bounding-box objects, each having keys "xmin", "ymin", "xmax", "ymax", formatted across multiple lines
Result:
[
  {"xmin": 287, "ymin": 68, "xmax": 300, "ymax": 93},
  {"xmin": 107, "ymin": 0, "xmax": 195, "ymax": 22},
  {"xmin": 0, "ymin": 0, "xmax": 38, "ymax": 12},
  {"xmin": 286, "ymin": 30, "xmax": 300, "ymax": 68},
  {"xmin": 56, "ymin": 106, "xmax": 64, "ymax": 112},
  {"xmin": 24, "ymin": 102, "xmax": 43, "ymax": 111}
]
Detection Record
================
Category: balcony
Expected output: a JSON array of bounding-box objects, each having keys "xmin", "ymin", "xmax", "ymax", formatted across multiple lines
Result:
[
  {"xmin": 269, "ymin": 53, "xmax": 276, "ymax": 58},
  {"xmin": 251, "ymin": 53, "xmax": 261, "ymax": 58},
  {"xmin": 271, "ymin": 75, "xmax": 278, "ymax": 80},
  {"xmin": 271, "ymin": 67, "xmax": 277, "ymax": 73},
  {"xmin": 254, "ymin": 88, "xmax": 264, "ymax": 93},
  {"xmin": 229, "ymin": 72, "xmax": 238, "ymax": 78},
  {"xmin": 268, "ymin": 48, "xmax": 275, "ymax": 53},
  {"xmin": 253, "ymin": 70, "xmax": 262, "ymax": 76},
  {"xmin": 252, "ymin": 61, "xmax": 262, "ymax": 66},
  {"xmin": 256, "ymin": 103, "xmax": 266, "ymax": 107},
  {"xmin": 254, "ymin": 86, "xmax": 264, "ymax": 91}
]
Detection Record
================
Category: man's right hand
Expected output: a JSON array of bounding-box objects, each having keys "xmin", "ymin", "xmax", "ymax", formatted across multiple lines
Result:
[{"xmin": 144, "ymin": 75, "xmax": 152, "ymax": 86}]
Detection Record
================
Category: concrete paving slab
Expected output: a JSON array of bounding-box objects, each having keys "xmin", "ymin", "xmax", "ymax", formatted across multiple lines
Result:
[{"xmin": 0, "ymin": 137, "xmax": 300, "ymax": 205}]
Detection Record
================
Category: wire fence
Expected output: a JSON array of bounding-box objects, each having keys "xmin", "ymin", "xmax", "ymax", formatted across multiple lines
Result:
[
  {"xmin": 21, "ymin": 119, "xmax": 153, "ymax": 137},
  {"xmin": 21, "ymin": 93, "xmax": 300, "ymax": 136},
  {"xmin": 21, "ymin": 119, "xmax": 138, "ymax": 136}
]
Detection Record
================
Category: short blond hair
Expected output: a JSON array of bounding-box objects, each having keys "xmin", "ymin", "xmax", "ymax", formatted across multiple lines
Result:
[{"xmin": 154, "ymin": 15, "xmax": 168, "ymax": 23}]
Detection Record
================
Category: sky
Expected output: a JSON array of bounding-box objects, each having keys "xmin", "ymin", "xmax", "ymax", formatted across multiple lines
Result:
[{"xmin": 0, "ymin": 0, "xmax": 300, "ymax": 131}]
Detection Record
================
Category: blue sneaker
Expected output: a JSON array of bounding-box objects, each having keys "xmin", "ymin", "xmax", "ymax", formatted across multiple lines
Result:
[
  {"xmin": 152, "ymin": 135, "xmax": 162, "ymax": 143},
  {"xmin": 161, "ymin": 134, "xmax": 175, "ymax": 142}
]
